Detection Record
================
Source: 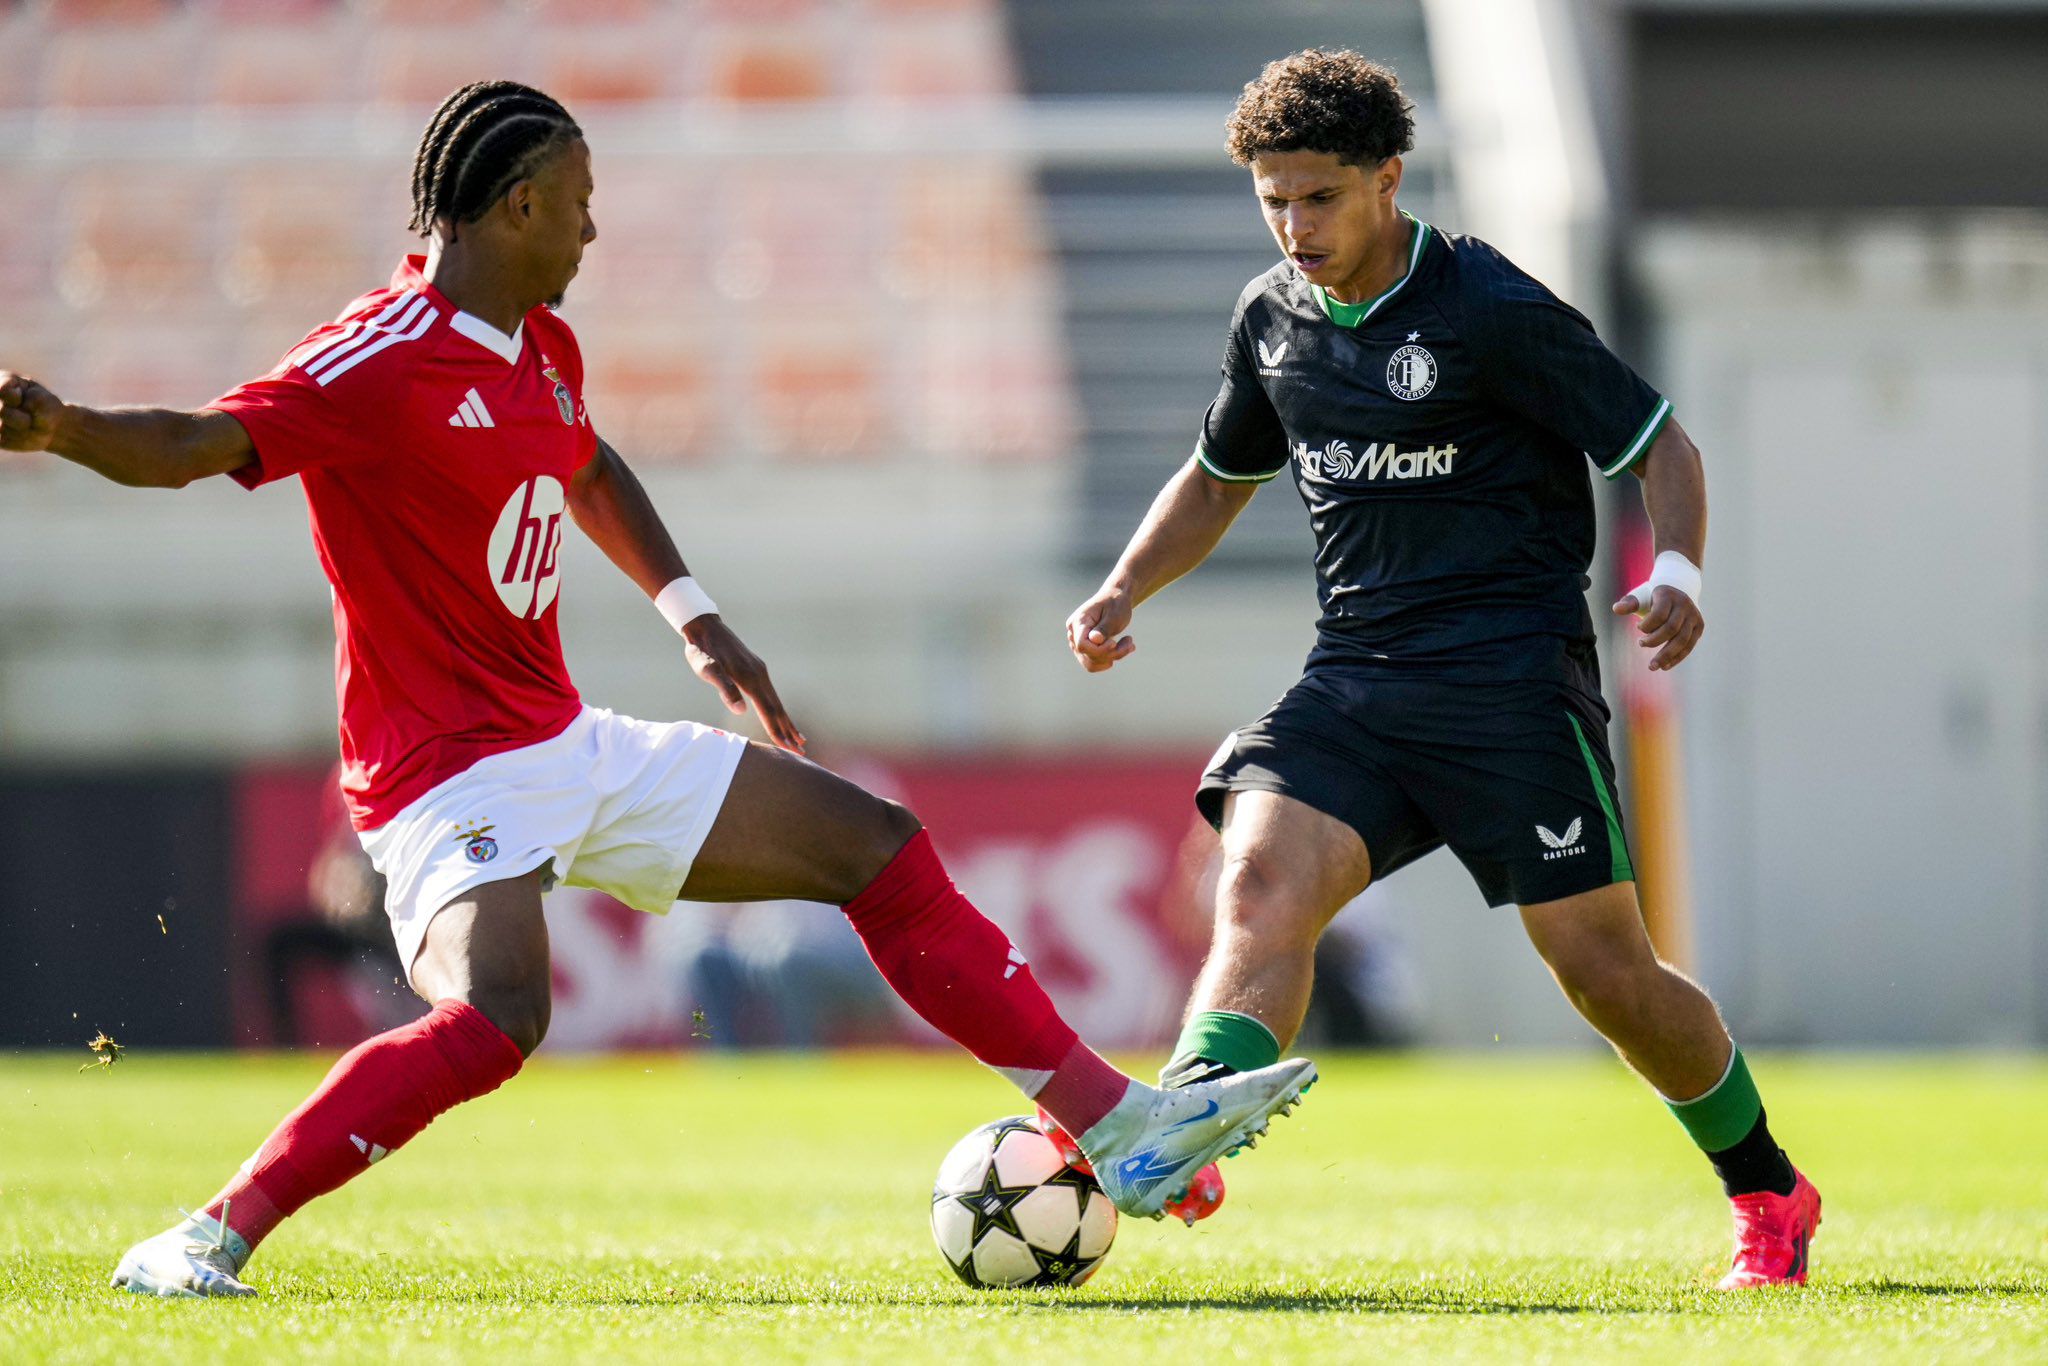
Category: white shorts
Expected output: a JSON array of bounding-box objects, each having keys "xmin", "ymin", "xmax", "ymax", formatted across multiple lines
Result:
[{"xmin": 357, "ymin": 705, "xmax": 750, "ymax": 973}]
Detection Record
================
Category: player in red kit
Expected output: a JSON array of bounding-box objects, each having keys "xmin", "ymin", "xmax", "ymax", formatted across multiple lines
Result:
[{"xmin": 0, "ymin": 83, "xmax": 1314, "ymax": 1298}]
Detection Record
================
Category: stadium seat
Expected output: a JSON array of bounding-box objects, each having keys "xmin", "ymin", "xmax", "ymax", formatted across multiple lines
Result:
[
  {"xmin": 534, "ymin": 23, "xmax": 677, "ymax": 107},
  {"xmin": 858, "ymin": 14, "xmax": 1010, "ymax": 103},
  {"xmin": 218, "ymin": 169, "xmax": 380, "ymax": 313},
  {"xmin": 700, "ymin": 33, "xmax": 834, "ymax": 102},
  {"xmin": 57, "ymin": 172, "xmax": 219, "ymax": 312},
  {"xmin": 43, "ymin": 22, "xmax": 198, "ymax": 109},
  {"xmin": 69, "ymin": 321, "xmax": 245, "ymax": 411},
  {"xmin": 564, "ymin": 162, "xmax": 704, "ymax": 313},
  {"xmin": 0, "ymin": 165, "xmax": 54, "ymax": 298},
  {"xmin": 578, "ymin": 326, "xmax": 716, "ymax": 463},
  {"xmin": 746, "ymin": 324, "xmax": 890, "ymax": 460},
  {"xmin": 355, "ymin": 0, "xmax": 495, "ymax": 24},
  {"xmin": 524, "ymin": 0, "xmax": 660, "ymax": 20},
  {"xmin": 211, "ymin": 19, "xmax": 360, "ymax": 107},
  {"xmin": 41, "ymin": 0, "xmax": 174, "ymax": 25},
  {"xmin": 197, "ymin": 0, "xmax": 337, "ymax": 19},
  {"xmin": 366, "ymin": 24, "xmax": 518, "ymax": 110}
]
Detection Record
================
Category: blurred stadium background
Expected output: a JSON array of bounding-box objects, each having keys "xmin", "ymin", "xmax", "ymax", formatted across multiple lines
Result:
[{"xmin": 3, "ymin": 0, "xmax": 2046, "ymax": 1059}]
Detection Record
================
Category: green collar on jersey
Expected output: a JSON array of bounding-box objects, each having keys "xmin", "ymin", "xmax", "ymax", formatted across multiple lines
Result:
[{"xmin": 1309, "ymin": 213, "xmax": 1434, "ymax": 329}]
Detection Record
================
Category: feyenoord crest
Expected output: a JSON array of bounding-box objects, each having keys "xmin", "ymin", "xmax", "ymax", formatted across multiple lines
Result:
[
  {"xmin": 1386, "ymin": 343, "xmax": 1437, "ymax": 400},
  {"xmin": 541, "ymin": 363, "xmax": 576, "ymax": 425}
]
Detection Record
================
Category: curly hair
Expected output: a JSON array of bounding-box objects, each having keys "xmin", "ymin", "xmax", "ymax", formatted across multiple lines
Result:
[{"xmin": 1226, "ymin": 49, "xmax": 1415, "ymax": 168}]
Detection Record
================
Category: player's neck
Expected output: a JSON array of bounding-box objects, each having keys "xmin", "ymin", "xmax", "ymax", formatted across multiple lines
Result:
[
  {"xmin": 421, "ymin": 240, "xmax": 535, "ymax": 337},
  {"xmin": 1322, "ymin": 210, "xmax": 1414, "ymax": 307}
]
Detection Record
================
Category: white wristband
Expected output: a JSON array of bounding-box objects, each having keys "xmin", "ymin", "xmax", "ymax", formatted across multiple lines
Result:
[
  {"xmin": 654, "ymin": 576, "xmax": 719, "ymax": 633},
  {"xmin": 1628, "ymin": 550, "xmax": 1702, "ymax": 611}
]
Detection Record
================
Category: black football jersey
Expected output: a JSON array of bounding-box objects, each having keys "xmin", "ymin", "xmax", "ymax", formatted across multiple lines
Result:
[{"xmin": 1196, "ymin": 215, "xmax": 1671, "ymax": 683}]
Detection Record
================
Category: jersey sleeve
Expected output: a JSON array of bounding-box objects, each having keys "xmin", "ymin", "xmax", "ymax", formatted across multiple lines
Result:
[
  {"xmin": 1193, "ymin": 304, "xmax": 1289, "ymax": 483},
  {"xmin": 1466, "ymin": 266, "xmax": 1672, "ymax": 479},
  {"xmin": 209, "ymin": 324, "xmax": 392, "ymax": 489}
]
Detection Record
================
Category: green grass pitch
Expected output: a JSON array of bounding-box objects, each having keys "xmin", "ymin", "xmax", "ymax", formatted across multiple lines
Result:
[{"xmin": 5, "ymin": 1051, "xmax": 2045, "ymax": 1362}]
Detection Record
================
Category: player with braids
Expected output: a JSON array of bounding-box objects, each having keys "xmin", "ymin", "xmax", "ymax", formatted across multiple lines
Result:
[
  {"xmin": 1063, "ymin": 48, "xmax": 1822, "ymax": 1289},
  {"xmin": 409, "ymin": 82, "xmax": 582, "ymax": 238},
  {"xmin": 0, "ymin": 82, "xmax": 1317, "ymax": 1298}
]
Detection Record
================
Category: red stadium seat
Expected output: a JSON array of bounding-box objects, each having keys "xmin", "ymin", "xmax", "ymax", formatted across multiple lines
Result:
[
  {"xmin": 579, "ymin": 327, "xmax": 716, "ymax": 463},
  {"xmin": 366, "ymin": 24, "xmax": 519, "ymax": 110},
  {"xmin": 356, "ymin": 0, "xmax": 496, "ymax": 24},
  {"xmin": 218, "ymin": 169, "xmax": 381, "ymax": 313},
  {"xmin": 525, "ymin": 0, "xmax": 661, "ymax": 20},
  {"xmin": 69, "ymin": 321, "xmax": 244, "ymax": 411},
  {"xmin": 747, "ymin": 325, "xmax": 890, "ymax": 460},
  {"xmin": 42, "ymin": 0, "xmax": 174, "ymax": 25},
  {"xmin": 860, "ymin": 15, "xmax": 1009, "ymax": 103},
  {"xmin": 211, "ymin": 20, "xmax": 361, "ymax": 107},
  {"xmin": 57, "ymin": 171, "xmax": 219, "ymax": 313},
  {"xmin": 701, "ymin": 34, "xmax": 834, "ymax": 103},
  {"xmin": 564, "ymin": 162, "xmax": 705, "ymax": 313},
  {"xmin": 0, "ymin": 165, "xmax": 55, "ymax": 298},
  {"xmin": 535, "ymin": 24, "xmax": 676, "ymax": 106},
  {"xmin": 199, "ymin": 0, "xmax": 338, "ymax": 18},
  {"xmin": 43, "ymin": 22, "xmax": 198, "ymax": 110}
]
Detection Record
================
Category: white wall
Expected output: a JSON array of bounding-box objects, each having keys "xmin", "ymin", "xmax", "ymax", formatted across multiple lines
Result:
[{"xmin": 1640, "ymin": 218, "xmax": 2048, "ymax": 1045}]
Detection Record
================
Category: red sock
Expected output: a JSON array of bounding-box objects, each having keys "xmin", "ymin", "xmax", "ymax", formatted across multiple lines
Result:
[
  {"xmin": 843, "ymin": 830, "xmax": 1135, "ymax": 1136},
  {"xmin": 204, "ymin": 999, "xmax": 524, "ymax": 1252}
]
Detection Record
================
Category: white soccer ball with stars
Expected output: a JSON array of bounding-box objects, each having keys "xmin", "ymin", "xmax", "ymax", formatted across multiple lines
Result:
[{"xmin": 930, "ymin": 1115, "xmax": 1117, "ymax": 1288}]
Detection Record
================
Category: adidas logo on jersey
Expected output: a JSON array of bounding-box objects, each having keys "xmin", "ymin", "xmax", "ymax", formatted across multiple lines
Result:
[
  {"xmin": 448, "ymin": 388, "xmax": 495, "ymax": 428},
  {"xmin": 1293, "ymin": 438, "xmax": 1457, "ymax": 483}
]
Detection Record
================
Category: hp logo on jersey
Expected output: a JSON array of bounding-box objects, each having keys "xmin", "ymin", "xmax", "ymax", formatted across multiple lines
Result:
[
  {"xmin": 1386, "ymin": 344, "xmax": 1437, "ymax": 401},
  {"xmin": 488, "ymin": 477, "xmax": 564, "ymax": 620}
]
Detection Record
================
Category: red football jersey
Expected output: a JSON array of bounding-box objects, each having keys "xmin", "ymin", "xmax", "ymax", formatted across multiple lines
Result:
[{"xmin": 212, "ymin": 257, "xmax": 599, "ymax": 829}]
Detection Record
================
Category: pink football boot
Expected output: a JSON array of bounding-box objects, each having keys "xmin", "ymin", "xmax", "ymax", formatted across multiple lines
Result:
[
  {"xmin": 1716, "ymin": 1169, "xmax": 1822, "ymax": 1289},
  {"xmin": 1034, "ymin": 1105, "xmax": 1226, "ymax": 1225}
]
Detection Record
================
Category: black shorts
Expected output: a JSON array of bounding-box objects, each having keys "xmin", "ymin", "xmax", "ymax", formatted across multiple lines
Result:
[{"xmin": 1196, "ymin": 670, "xmax": 1634, "ymax": 908}]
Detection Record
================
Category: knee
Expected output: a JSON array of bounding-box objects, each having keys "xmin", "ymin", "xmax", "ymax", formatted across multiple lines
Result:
[
  {"xmin": 1215, "ymin": 854, "xmax": 1324, "ymax": 947},
  {"xmin": 465, "ymin": 971, "xmax": 552, "ymax": 1057},
  {"xmin": 1551, "ymin": 942, "xmax": 1656, "ymax": 1025},
  {"xmin": 836, "ymin": 797, "xmax": 923, "ymax": 900}
]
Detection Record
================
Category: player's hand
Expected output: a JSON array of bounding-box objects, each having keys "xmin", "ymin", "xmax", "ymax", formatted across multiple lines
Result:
[
  {"xmin": 0, "ymin": 371, "xmax": 67, "ymax": 453},
  {"xmin": 1611, "ymin": 584, "xmax": 1703, "ymax": 672},
  {"xmin": 681, "ymin": 615, "xmax": 807, "ymax": 755},
  {"xmin": 1065, "ymin": 588, "xmax": 1136, "ymax": 673}
]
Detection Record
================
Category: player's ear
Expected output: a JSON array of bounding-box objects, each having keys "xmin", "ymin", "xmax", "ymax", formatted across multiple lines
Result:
[
  {"xmin": 1376, "ymin": 155, "xmax": 1404, "ymax": 202},
  {"xmin": 506, "ymin": 177, "xmax": 535, "ymax": 222}
]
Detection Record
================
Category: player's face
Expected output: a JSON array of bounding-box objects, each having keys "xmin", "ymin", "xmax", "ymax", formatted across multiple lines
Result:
[
  {"xmin": 1251, "ymin": 150, "xmax": 1401, "ymax": 299},
  {"xmin": 524, "ymin": 137, "xmax": 597, "ymax": 308}
]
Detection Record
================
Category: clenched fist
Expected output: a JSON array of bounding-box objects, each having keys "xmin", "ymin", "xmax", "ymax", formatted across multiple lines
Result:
[{"xmin": 0, "ymin": 371, "xmax": 65, "ymax": 453}]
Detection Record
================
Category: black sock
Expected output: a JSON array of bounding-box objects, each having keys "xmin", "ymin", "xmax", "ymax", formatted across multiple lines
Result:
[{"xmin": 1706, "ymin": 1108, "xmax": 1797, "ymax": 1198}]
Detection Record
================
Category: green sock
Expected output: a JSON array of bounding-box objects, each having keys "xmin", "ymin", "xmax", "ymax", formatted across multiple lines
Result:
[
  {"xmin": 1665, "ymin": 1047, "xmax": 1764, "ymax": 1153},
  {"xmin": 1165, "ymin": 1010, "xmax": 1281, "ymax": 1082}
]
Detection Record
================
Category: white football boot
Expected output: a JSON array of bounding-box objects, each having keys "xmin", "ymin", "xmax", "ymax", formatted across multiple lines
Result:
[
  {"xmin": 110, "ymin": 1211, "xmax": 257, "ymax": 1298},
  {"xmin": 1080, "ymin": 1057, "xmax": 1317, "ymax": 1219}
]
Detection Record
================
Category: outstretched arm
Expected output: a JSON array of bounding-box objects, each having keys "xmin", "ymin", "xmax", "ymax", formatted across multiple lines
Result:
[
  {"xmin": 567, "ymin": 436, "xmax": 805, "ymax": 753},
  {"xmin": 1611, "ymin": 418, "xmax": 1707, "ymax": 672},
  {"xmin": 0, "ymin": 371, "xmax": 253, "ymax": 487},
  {"xmin": 1065, "ymin": 458, "xmax": 1258, "ymax": 672}
]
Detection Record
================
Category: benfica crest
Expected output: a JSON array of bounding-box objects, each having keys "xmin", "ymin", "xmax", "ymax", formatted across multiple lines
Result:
[{"xmin": 540, "ymin": 363, "xmax": 576, "ymax": 426}]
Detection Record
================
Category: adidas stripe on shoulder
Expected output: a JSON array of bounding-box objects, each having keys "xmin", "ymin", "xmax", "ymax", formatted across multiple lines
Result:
[{"xmin": 294, "ymin": 292, "xmax": 440, "ymax": 388}]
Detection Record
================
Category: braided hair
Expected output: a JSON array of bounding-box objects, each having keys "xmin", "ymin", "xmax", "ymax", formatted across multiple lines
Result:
[{"xmin": 408, "ymin": 81, "xmax": 583, "ymax": 236}]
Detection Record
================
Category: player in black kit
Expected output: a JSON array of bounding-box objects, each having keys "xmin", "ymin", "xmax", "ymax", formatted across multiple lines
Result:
[{"xmin": 1065, "ymin": 50, "xmax": 1820, "ymax": 1288}]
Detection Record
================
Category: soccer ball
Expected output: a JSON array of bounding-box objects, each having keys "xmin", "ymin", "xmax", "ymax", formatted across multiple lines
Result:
[{"xmin": 930, "ymin": 1115, "xmax": 1116, "ymax": 1288}]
